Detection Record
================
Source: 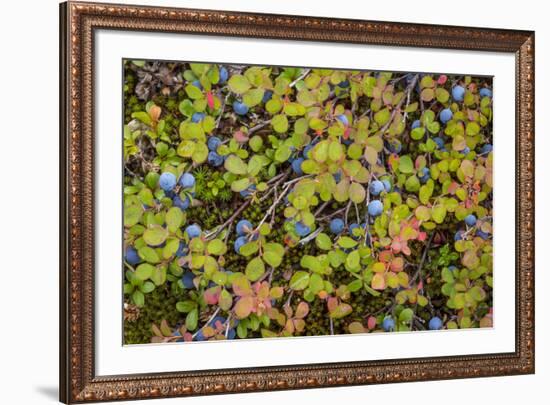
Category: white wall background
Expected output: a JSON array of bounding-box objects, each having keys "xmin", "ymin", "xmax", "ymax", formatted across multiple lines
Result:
[{"xmin": 0, "ymin": 0, "xmax": 546, "ymax": 404}]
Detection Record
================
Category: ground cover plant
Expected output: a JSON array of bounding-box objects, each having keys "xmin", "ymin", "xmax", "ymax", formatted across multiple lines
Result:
[{"xmin": 123, "ymin": 60, "xmax": 493, "ymax": 344}]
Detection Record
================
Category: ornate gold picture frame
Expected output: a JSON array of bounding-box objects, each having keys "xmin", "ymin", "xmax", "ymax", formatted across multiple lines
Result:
[{"xmin": 60, "ymin": 1, "xmax": 535, "ymax": 403}]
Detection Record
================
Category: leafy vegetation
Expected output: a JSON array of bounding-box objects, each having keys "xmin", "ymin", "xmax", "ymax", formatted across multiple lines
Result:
[{"xmin": 123, "ymin": 60, "xmax": 493, "ymax": 344}]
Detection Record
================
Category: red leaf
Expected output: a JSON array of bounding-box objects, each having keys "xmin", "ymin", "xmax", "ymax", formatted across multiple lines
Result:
[
  {"xmin": 204, "ymin": 286, "xmax": 221, "ymax": 305},
  {"xmin": 233, "ymin": 130, "xmax": 249, "ymax": 143},
  {"xmin": 327, "ymin": 297, "xmax": 338, "ymax": 313},
  {"xmin": 371, "ymin": 273, "xmax": 386, "ymax": 290},
  {"xmin": 206, "ymin": 91, "xmax": 215, "ymax": 109},
  {"xmin": 390, "ymin": 257, "xmax": 404, "ymax": 272},
  {"xmin": 367, "ymin": 316, "xmax": 377, "ymax": 330},
  {"xmin": 234, "ymin": 296, "xmax": 254, "ymax": 319},
  {"xmin": 294, "ymin": 301, "xmax": 309, "ymax": 319}
]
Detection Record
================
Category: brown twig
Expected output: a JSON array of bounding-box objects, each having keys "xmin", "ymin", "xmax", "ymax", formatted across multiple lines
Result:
[
  {"xmin": 379, "ymin": 74, "xmax": 419, "ymax": 135},
  {"xmin": 410, "ymin": 232, "xmax": 435, "ymax": 286}
]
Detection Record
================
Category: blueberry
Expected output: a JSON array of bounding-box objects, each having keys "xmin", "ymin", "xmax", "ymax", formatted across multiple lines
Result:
[
  {"xmin": 207, "ymin": 151, "xmax": 224, "ymax": 167},
  {"xmin": 240, "ymin": 184, "xmax": 256, "ymax": 198},
  {"xmin": 173, "ymin": 195, "xmax": 190, "ymax": 210},
  {"xmin": 292, "ymin": 157, "xmax": 304, "ymax": 175},
  {"xmin": 295, "ymin": 221, "xmax": 311, "ymax": 237},
  {"xmin": 382, "ymin": 317, "xmax": 395, "ymax": 332},
  {"xmin": 386, "ymin": 139, "xmax": 402, "ymax": 154},
  {"xmin": 481, "ymin": 144, "xmax": 493, "ymax": 154},
  {"xmin": 479, "ymin": 88, "xmax": 492, "ymax": 98},
  {"xmin": 159, "ymin": 172, "xmax": 177, "ymax": 191},
  {"xmin": 411, "ymin": 120, "xmax": 421, "ymax": 129},
  {"xmin": 433, "ymin": 137, "xmax": 445, "ymax": 150},
  {"xmin": 125, "ymin": 246, "xmax": 141, "ymax": 265},
  {"xmin": 192, "ymin": 80, "xmax": 202, "ymax": 90},
  {"xmin": 465, "ymin": 214, "xmax": 477, "ymax": 227},
  {"xmin": 461, "ymin": 146, "xmax": 470, "ymax": 155},
  {"xmin": 182, "ymin": 272, "xmax": 195, "ymax": 289},
  {"xmin": 207, "ymin": 136, "xmax": 222, "ymax": 152},
  {"xmin": 194, "ymin": 330, "xmax": 206, "ymax": 341},
  {"xmin": 234, "ymin": 236, "xmax": 247, "ymax": 253},
  {"xmin": 369, "ymin": 180, "xmax": 385, "ymax": 196},
  {"xmin": 419, "ymin": 167, "xmax": 430, "ymax": 184},
  {"xmin": 452, "ymin": 85, "xmax": 465, "ymax": 102},
  {"xmin": 262, "ymin": 90, "xmax": 273, "ymax": 103},
  {"xmin": 236, "ymin": 219, "xmax": 253, "ymax": 236},
  {"xmin": 338, "ymin": 79, "xmax": 350, "ymax": 88},
  {"xmin": 219, "ymin": 66, "xmax": 228, "ymax": 83},
  {"xmin": 303, "ymin": 144, "xmax": 314, "ymax": 159},
  {"xmin": 476, "ymin": 230, "xmax": 489, "ymax": 240},
  {"xmin": 185, "ymin": 224, "xmax": 201, "ymax": 239},
  {"xmin": 368, "ymin": 200, "xmax": 384, "ymax": 217},
  {"xmin": 382, "ymin": 179, "xmax": 392, "ymax": 192},
  {"xmin": 329, "ymin": 218, "xmax": 345, "ymax": 234},
  {"xmin": 208, "ymin": 316, "xmax": 226, "ymax": 328},
  {"xmin": 454, "ymin": 230, "xmax": 465, "ymax": 241},
  {"xmin": 428, "ymin": 316, "xmax": 443, "ymax": 330},
  {"xmin": 233, "ymin": 101, "xmax": 249, "ymax": 116},
  {"xmin": 440, "ymin": 108, "xmax": 453, "ymax": 124},
  {"xmin": 179, "ymin": 173, "xmax": 195, "ymax": 189},
  {"xmin": 333, "ymin": 171, "xmax": 342, "ymax": 183},
  {"xmin": 227, "ymin": 328, "xmax": 236, "ymax": 339},
  {"xmin": 176, "ymin": 241, "xmax": 188, "ymax": 257},
  {"xmin": 336, "ymin": 114, "xmax": 349, "ymax": 126},
  {"xmin": 191, "ymin": 112, "xmax": 205, "ymax": 123}
]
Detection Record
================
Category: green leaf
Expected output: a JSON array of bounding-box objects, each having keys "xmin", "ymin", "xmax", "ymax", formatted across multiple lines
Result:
[
  {"xmin": 124, "ymin": 204, "xmax": 142, "ymax": 227},
  {"xmin": 349, "ymin": 182, "xmax": 366, "ymax": 203},
  {"xmin": 207, "ymin": 239, "xmax": 227, "ymax": 255},
  {"xmin": 337, "ymin": 236, "xmax": 358, "ymax": 249},
  {"xmin": 315, "ymin": 233, "xmax": 332, "ymax": 250},
  {"xmin": 309, "ymin": 273, "xmax": 324, "ymax": 293},
  {"xmin": 224, "ymin": 155, "xmax": 248, "ymax": 175},
  {"xmin": 134, "ymin": 263, "xmax": 154, "ymax": 281},
  {"xmin": 410, "ymin": 127, "xmax": 425, "ymax": 141},
  {"xmin": 405, "ymin": 175, "xmax": 420, "ymax": 192},
  {"xmin": 466, "ymin": 121, "xmax": 480, "ymax": 136},
  {"xmin": 398, "ymin": 155, "xmax": 414, "ymax": 174},
  {"xmin": 151, "ymin": 266, "xmax": 167, "ymax": 286},
  {"xmin": 245, "ymin": 257, "xmax": 265, "ymax": 281},
  {"xmin": 228, "ymin": 74, "xmax": 251, "ymax": 94},
  {"xmin": 290, "ymin": 271, "xmax": 310, "ymax": 290},
  {"xmin": 176, "ymin": 300, "xmax": 197, "ymax": 313},
  {"xmin": 143, "ymin": 225, "xmax": 169, "ymax": 246},
  {"xmin": 271, "ymin": 114, "xmax": 289, "ymax": 133},
  {"xmin": 132, "ymin": 290, "xmax": 145, "ymax": 307},
  {"xmin": 263, "ymin": 251, "xmax": 282, "ymax": 268},
  {"xmin": 166, "ymin": 207, "xmax": 184, "ymax": 233},
  {"xmin": 185, "ymin": 84, "xmax": 203, "ymax": 100},
  {"xmin": 374, "ymin": 108, "xmax": 391, "ymax": 126},
  {"xmin": 231, "ymin": 177, "xmax": 251, "ymax": 192},
  {"xmin": 243, "ymin": 88, "xmax": 265, "ymax": 107},
  {"xmin": 219, "ymin": 289, "xmax": 233, "ymax": 311},
  {"xmin": 192, "ymin": 142, "xmax": 208, "ymax": 164},
  {"xmin": 138, "ymin": 246, "xmax": 160, "ymax": 264},
  {"xmin": 240, "ymin": 241, "xmax": 259, "ymax": 257},
  {"xmin": 345, "ymin": 250, "xmax": 361, "ymax": 270},
  {"xmin": 431, "ymin": 205, "xmax": 447, "ymax": 224},
  {"xmin": 399, "ymin": 308, "xmax": 414, "ymax": 323},
  {"xmin": 185, "ymin": 308, "xmax": 199, "ymax": 331}
]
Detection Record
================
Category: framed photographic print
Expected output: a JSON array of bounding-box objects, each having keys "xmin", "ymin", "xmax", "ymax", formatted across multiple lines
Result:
[{"xmin": 60, "ymin": 1, "xmax": 535, "ymax": 403}]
